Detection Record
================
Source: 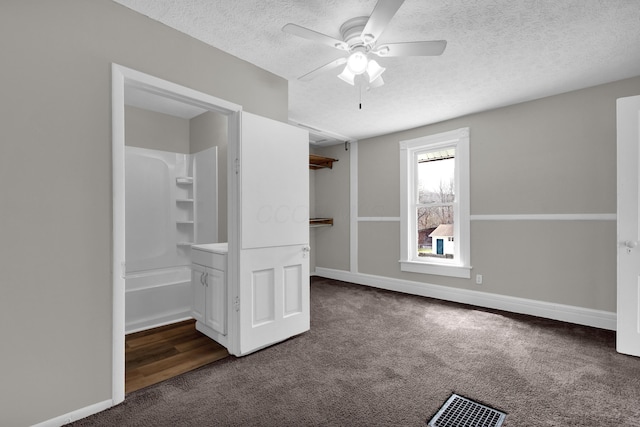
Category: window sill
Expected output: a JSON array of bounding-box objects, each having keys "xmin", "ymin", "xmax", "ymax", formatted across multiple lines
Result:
[{"xmin": 400, "ymin": 260, "xmax": 471, "ymax": 279}]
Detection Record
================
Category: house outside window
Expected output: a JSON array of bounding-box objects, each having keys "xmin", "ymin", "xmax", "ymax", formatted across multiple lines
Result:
[{"xmin": 399, "ymin": 128, "xmax": 470, "ymax": 278}]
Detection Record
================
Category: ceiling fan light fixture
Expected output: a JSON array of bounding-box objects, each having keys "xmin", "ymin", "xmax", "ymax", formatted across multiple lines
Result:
[
  {"xmin": 366, "ymin": 59, "xmax": 385, "ymax": 82},
  {"xmin": 368, "ymin": 75, "xmax": 384, "ymax": 89},
  {"xmin": 338, "ymin": 66, "xmax": 356, "ymax": 85},
  {"xmin": 284, "ymin": 0, "xmax": 448, "ymax": 89},
  {"xmin": 346, "ymin": 50, "xmax": 368, "ymax": 75}
]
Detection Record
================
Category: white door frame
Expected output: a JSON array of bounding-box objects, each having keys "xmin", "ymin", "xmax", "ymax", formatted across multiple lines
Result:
[{"xmin": 111, "ymin": 64, "xmax": 241, "ymax": 404}]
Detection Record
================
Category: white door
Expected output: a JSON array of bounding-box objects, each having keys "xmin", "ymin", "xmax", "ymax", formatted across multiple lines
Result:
[
  {"xmin": 617, "ymin": 94, "xmax": 640, "ymax": 357},
  {"xmin": 231, "ymin": 112, "xmax": 309, "ymax": 356}
]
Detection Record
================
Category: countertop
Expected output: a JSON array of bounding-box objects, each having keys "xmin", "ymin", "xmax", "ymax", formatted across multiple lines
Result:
[{"xmin": 191, "ymin": 242, "xmax": 228, "ymax": 254}]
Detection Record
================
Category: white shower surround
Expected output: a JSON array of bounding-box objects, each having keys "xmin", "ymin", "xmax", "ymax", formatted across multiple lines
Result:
[{"xmin": 124, "ymin": 145, "xmax": 218, "ymax": 333}]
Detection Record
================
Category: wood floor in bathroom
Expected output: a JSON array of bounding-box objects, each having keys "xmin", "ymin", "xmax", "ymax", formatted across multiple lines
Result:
[{"xmin": 125, "ymin": 319, "xmax": 229, "ymax": 394}]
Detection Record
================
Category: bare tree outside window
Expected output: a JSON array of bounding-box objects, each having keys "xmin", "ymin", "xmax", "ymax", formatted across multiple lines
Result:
[{"xmin": 416, "ymin": 151, "xmax": 455, "ymax": 258}]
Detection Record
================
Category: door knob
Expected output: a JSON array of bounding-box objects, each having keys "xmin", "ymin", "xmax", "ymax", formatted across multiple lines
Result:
[{"xmin": 623, "ymin": 240, "xmax": 638, "ymax": 253}]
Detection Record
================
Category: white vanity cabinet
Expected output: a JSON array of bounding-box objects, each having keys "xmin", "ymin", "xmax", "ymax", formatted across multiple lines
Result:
[{"xmin": 191, "ymin": 243, "xmax": 228, "ymax": 346}]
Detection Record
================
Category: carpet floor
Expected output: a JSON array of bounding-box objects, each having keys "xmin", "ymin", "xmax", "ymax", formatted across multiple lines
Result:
[{"xmin": 70, "ymin": 276, "xmax": 640, "ymax": 426}]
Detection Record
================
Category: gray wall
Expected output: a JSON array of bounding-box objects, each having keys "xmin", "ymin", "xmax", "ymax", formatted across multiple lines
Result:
[
  {"xmin": 315, "ymin": 76, "xmax": 640, "ymax": 313},
  {"xmin": 125, "ymin": 106, "xmax": 190, "ymax": 152},
  {"xmin": 0, "ymin": 1, "xmax": 287, "ymax": 425},
  {"xmin": 190, "ymin": 111, "xmax": 227, "ymax": 154}
]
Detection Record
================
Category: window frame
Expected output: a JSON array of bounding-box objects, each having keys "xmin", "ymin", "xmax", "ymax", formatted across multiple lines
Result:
[{"xmin": 399, "ymin": 127, "xmax": 471, "ymax": 278}]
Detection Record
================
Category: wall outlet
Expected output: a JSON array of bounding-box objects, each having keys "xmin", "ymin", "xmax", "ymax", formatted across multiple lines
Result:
[{"xmin": 475, "ymin": 274, "xmax": 483, "ymax": 285}]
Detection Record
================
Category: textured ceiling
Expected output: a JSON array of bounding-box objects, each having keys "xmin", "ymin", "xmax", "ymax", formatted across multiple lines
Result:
[{"xmin": 113, "ymin": 0, "xmax": 640, "ymax": 142}]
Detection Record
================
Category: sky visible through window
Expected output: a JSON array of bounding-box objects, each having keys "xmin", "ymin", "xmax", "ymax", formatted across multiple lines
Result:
[{"xmin": 418, "ymin": 157, "xmax": 455, "ymax": 197}]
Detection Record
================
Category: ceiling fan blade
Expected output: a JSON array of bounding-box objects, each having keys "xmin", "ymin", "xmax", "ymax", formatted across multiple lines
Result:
[
  {"xmin": 373, "ymin": 40, "xmax": 447, "ymax": 57},
  {"xmin": 299, "ymin": 57, "xmax": 348, "ymax": 81},
  {"xmin": 282, "ymin": 23, "xmax": 348, "ymax": 51},
  {"xmin": 361, "ymin": 0, "xmax": 405, "ymax": 42}
]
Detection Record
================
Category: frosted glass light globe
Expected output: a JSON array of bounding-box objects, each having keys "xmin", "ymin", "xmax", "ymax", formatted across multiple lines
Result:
[{"xmin": 346, "ymin": 51, "xmax": 368, "ymax": 75}]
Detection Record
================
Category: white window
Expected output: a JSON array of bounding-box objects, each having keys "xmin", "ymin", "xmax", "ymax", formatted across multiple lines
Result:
[{"xmin": 399, "ymin": 128, "xmax": 470, "ymax": 278}]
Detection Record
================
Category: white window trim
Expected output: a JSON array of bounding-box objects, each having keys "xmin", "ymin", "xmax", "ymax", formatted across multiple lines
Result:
[{"xmin": 399, "ymin": 127, "xmax": 471, "ymax": 279}]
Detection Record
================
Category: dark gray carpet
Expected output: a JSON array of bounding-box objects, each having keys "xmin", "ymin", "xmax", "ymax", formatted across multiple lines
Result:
[{"xmin": 71, "ymin": 277, "xmax": 640, "ymax": 426}]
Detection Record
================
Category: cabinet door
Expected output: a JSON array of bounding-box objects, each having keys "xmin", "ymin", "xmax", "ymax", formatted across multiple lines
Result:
[
  {"xmin": 205, "ymin": 267, "xmax": 227, "ymax": 335},
  {"xmin": 191, "ymin": 264, "xmax": 206, "ymax": 323}
]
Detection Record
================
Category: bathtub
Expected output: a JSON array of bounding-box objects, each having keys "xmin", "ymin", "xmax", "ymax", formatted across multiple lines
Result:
[{"xmin": 125, "ymin": 266, "xmax": 193, "ymax": 334}]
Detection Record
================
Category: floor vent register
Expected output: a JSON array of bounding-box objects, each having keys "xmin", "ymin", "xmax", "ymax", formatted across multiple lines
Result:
[{"xmin": 428, "ymin": 393, "xmax": 506, "ymax": 427}]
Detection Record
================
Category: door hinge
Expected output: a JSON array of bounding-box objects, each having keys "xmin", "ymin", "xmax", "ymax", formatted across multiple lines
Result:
[
  {"xmin": 121, "ymin": 262, "xmax": 126, "ymax": 279},
  {"xmin": 235, "ymin": 158, "xmax": 240, "ymax": 175},
  {"xmin": 234, "ymin": 296, "xmax": 240, "ymax": 312}
]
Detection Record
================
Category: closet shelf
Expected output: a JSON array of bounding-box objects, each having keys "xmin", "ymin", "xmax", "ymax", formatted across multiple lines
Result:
[
  {"xmin": 176, "ymin": 198, "xmax": 195, "ymax": 203},
  {"xmin": 176, "ymin": 176, "xmax": 194, "ymax": 184},
  {"xmin": 310, "ymin": 218, "xmax": 333, "ymax": 228},
  {"xmin": 177, "ymin": 242, "xmax": 195, "ymax": 247},
  {"xmin": 309, "ymin": 154, "xmax": 338, "ymax": 170},
  {"xmin": 176, "ymin": 221, "xmax": 194, "ymax": 225}
]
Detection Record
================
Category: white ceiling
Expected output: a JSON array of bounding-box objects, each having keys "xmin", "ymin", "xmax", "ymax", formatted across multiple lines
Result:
[{"xmin": 113, "ymin": 0, "xmax": 640, "ymax": 142}]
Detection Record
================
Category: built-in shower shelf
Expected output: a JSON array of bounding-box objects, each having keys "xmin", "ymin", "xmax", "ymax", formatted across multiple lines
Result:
[
  {"xmin": 176, "ymin": 176, "xmax": 194, "ymax": 184},
  {"xmin": 176, "ymin": 172, "xmax": 195, "ymax": 247}
]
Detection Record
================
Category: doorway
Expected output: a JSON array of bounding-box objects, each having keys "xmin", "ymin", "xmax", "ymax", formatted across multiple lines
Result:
[{"xmin": 112, "ymin": 64, "xmax": 242, "ymax": 404}]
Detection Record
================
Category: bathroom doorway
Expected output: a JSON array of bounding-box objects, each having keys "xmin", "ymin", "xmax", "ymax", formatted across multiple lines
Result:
[
  {"xmin": 113, "ymin": 64, "xmax": 310, "ymax": 403},
  {"xmin": 122, "ymin": 98, "xmax": 228, "ymax": 393},
  {"xmin": 123, "ymin": 95, "xmax": 225, "ymax": 334},
  {"xmin": 112, "ymin": 64, "xmax": 241, "ymax": 404}
]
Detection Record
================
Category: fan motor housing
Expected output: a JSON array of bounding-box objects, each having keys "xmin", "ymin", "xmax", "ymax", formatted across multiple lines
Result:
[{"xmin": 340, "ymin": 17, "xmax": 372, "ymax": 50}]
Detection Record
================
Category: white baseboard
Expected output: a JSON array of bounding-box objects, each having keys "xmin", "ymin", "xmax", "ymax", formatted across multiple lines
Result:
[
  {"xmin": 314, "ymin": 267, "xmax": 616, "ymax": 331},
  {"xmin": 32, "ymin": 399, "xmax": 113, "ymax": 427}
]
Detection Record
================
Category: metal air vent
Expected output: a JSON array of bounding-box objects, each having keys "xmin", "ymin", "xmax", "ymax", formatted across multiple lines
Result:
[{"xmin": 428, "ymin": 393, "xmax": 506, "ymax": 427}]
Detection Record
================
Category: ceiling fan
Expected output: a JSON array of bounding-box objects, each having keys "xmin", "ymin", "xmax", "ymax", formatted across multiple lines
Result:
[{"xmin": 282, "ymin": 0, "xmax": 447, "ymax": 88}]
